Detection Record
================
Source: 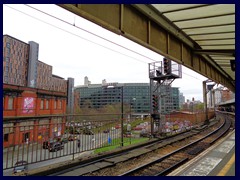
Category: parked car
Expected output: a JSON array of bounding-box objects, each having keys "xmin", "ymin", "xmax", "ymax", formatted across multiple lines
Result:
[
  {"xmin": 124, "ymin": 132, "xmax": 133, "ymax": 138},
  {"xmin": 13, "ymin": 160, "xmax": 28, "ymax": 174},
  {"xmin": 115, "ymin": 124, "xmax": 121, "ymax": 129},
  {"xmin": 103, "ymin": 129, "xmax": 110, "ymax": 133},
  {"xmin": 68, "ymin": 135, "xmax": 78, "ymax": 141},
  {"xmin": 60, "ymin": 137, "xmax": 68, "ymax": 144},
  {"xmin": 82, "ymin": 129, "xmax": 94, "ymax": 135},
  {"xmin": 42, "ymin": 139, "xmax": 56, "ymax": 149},
  {"xmin": 48, "ymin": 142, "xmax": 64, "ymax": 152}
]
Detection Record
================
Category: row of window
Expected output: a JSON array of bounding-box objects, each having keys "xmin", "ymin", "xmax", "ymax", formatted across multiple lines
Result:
[
  {"xmin": 3, "ymin": 96, "xmax": 63, "ymax": 111},
  {"xmin": 40, "ymin": 99, "xmax": 62, "ymax": 110}
]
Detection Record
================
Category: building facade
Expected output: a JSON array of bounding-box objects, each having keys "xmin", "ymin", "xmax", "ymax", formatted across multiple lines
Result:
[
  {"xmin": 3, "ymin": 35, "xmax": 74, "ymax": 147},
  {"xmin": 179, "ymin": 92, "xmax": 185, "ymax": 108},
  {"xmin": 75, "ymin": 82, "xmax": 150, "ymax": 115},
  {"xmin": 74, "ymin": 78, "xmax": 180, "ymax": 116},
  {"xmin": 207, "ymin": 87, "xmax": 235, "ymax": 108}
]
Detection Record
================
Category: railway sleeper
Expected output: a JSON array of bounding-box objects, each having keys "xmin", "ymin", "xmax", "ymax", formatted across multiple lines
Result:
[
  {"xmin": 155, "ymin": 157, "xmax": 189, "ymax": 176},
  {"xmin": 187, "ymin": 146, "xmax": 205, "ymax": 155}
]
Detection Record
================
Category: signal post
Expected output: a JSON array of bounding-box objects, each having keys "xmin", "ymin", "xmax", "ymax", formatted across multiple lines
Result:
[{"xmin": 149, "ymin": 58, "xmax": 182, "ymax": 137}]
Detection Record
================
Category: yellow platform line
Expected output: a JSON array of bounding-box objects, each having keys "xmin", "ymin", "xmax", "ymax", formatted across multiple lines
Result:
[{"xmin": 217, "ymin": 153, "xmax": 235, "ymax": 176}]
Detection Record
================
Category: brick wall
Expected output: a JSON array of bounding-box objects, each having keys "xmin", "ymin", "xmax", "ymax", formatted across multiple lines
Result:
[{"xmin": 166, "ymin": 111, "xmax": 215, "ymax": 125}]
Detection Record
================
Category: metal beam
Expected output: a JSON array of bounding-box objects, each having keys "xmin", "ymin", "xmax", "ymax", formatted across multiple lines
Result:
[
  {"xmin": 194, "ymin": 49, "xmax": 235, "ymax": 56},
  {"xmin": 57, "ymin": 4, "xmax": 235, "ymax": 92}
]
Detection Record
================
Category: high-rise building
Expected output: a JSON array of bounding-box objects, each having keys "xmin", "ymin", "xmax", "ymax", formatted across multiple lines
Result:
[
  {"xmin": 179, "ymin": 92, "xmax": 185, "ymax": 108},
  {"xmin": 75, "ymin": 81, "xmax": 150, "ymax": 115},
  {"xmin": 3, "ymin": 35, "xmax": 74, "ymax": 147},
  {"xmin": 67, "ymin": 77, "xmax": 75, "ymax": 114},
  {"xmin": 159, "ymin": 85, "xmax": 180, "ymax": 114},
  {"xmin": 74, "ymin": 78, "xmax": 180, "ymax": 115}
]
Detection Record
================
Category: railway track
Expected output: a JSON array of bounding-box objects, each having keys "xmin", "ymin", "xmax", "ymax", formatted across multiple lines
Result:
[
  {"xmin": 27, "ymin": 114, "xmax": 232, "ymax": 176},
  {"xmin": 118, "ymin": 118, "xmax": 231, "ymax": 176}
]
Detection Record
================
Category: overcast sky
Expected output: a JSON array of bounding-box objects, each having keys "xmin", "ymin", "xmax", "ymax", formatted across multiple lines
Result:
[{"xmin": 3, "ymin": 4, "xmax": 208, "ymax": 101}]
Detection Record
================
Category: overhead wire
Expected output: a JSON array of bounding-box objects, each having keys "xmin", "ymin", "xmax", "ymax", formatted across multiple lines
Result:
[
  {"xmin": 4, "ymin": 4, "xmax": 204, "ymax": 81},
  {"xmin": 4, "ymin": 4, "xmax": 149, "ymax": 64},
  {"xmin": 24, "ymin": 4, "xmax": 157, "ymax": 63},
  {"xmin": 23, "ymin": 5, "xmax": 206, "ymax": 81}
]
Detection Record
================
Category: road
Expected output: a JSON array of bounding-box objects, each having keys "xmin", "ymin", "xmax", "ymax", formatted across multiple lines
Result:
[{"xmin": 3, "ymin": 129, "xmax": 120, "ymax": 176}]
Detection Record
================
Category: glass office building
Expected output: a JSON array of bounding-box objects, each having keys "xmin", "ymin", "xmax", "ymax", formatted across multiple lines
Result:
[
  {"xmin": 74, "ymin": 81, "xmax": 180, "ymax": 115},
  {"xmin": 75, "ymin": 83, "xmax": 150, "ymax": 114}
]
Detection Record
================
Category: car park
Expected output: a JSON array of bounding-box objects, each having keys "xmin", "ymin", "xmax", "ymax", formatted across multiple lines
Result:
[
  {"xmin": 13, "ymin": 160, "xmax": 28, "ymax": 174},
  {"xmin": 48, "ymin": 142, "xmax": 64, "ymax": 152}
]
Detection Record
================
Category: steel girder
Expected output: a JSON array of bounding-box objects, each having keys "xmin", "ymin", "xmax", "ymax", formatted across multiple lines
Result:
[{"xmin": 57, "ymin": 4, "xmax": 235, "ymax": 92}]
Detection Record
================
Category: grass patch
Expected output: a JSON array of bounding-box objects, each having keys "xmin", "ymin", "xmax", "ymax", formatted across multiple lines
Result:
[{"xmin": 94, "ymin": 137, "xmax": 149, "ymax": 154}]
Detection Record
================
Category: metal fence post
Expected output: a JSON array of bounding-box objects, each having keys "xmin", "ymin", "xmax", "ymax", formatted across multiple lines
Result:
[{"xmin": 121, "ymin": 86, "xmax": 124, "ymax": 147}]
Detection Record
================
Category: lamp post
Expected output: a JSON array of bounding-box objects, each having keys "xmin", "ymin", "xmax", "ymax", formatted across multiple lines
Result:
[
  {"xmin": 121, "ymin": 86, "xmax": 123, "ymax": 147},
  {"xmin": 129, "ymin": 98, "xmax": 136, "ymax": 145}
]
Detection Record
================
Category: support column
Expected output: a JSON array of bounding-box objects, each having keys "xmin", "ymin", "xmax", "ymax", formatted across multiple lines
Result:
[
  {"xmin": 203, "ymin": 81, "xmax": 209, "ymax": 124},
  {"xmin": 212, "ymin": 90, "xmax": 216, "ymax": 114}
]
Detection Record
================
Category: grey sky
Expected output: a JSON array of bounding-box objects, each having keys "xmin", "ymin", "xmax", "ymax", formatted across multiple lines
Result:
[{"xmin": 3, "ymin": 4, "xmax": 208, "ymax": 101}]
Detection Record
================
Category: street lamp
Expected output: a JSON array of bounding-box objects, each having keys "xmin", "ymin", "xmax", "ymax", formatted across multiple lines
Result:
[{"xmin": 121, "ymin": 87, "xmax": 123, "ymax": 147}]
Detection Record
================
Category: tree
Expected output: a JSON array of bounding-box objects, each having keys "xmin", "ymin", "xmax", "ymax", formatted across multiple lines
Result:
[{"xmin": 196, "ymin": 103, "xmax": 204, "ymax": 112}]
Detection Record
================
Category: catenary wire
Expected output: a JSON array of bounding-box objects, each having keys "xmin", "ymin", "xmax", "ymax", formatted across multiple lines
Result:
[
  {"xmin": 24, "ymin": 4, "xmax": 157, "ymax": 63},
  {"xmin": 4, "ymin": 4, "xmax": 148, "ymax": 64},
  {"xmin": 23, "ymin": 5, "xmax": 205, "ymax": 81},
  {"xmin": 4, "ymin": 4, "xmax": 204, "ymax": 81}
]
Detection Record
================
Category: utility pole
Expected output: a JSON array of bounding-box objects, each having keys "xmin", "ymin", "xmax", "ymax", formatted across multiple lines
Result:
[{"xmin": 121, "ymin": 86, "xmax": 123, "ymax": 147}]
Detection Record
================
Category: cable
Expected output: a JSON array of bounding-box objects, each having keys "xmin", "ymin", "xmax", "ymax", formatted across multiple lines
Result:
[
  {"xmin": 23, "ymin": 4, "xmax": 157, "ymax": 63},
  {"xmin": 4, "ymin": 4, "xmax": 204, "ymax": 82},
  {"xmin": 4, "ymin": 4, "xmax": 150, "ymax": 64},
  {"xmin": 22, "ymin": 5, "xmax": 209, "ymax": 82},
  {"xmin": 182, "ymin": 72, "xmax": 204, "ymax": 81}
]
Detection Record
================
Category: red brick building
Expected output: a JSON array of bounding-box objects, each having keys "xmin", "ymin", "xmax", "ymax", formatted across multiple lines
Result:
[{"xmin": 3, "ymin": 35, "xmax": 74, "ymax": 147}]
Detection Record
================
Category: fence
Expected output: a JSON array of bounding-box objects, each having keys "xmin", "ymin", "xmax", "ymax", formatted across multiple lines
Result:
[
  {"xmin": 3, "ymin": 110, "xmax": 218, "ymax": 170},
  {"xmin": 3, "ymin": 113, "xmax": 145, "ymax": 170}
]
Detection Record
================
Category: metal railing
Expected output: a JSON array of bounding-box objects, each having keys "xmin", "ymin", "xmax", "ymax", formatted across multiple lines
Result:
[{"xmin": 3, "ymin": 113, "xmax": 148, "ymax": 170}]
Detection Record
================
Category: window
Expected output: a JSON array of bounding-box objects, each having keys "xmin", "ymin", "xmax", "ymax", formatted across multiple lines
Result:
[
  {"xmin": 40, "ymin": 99, "xmax": 44, "ymax": 109},
  {"xmin": 4, "ymin": 76, "xmax": 8, "ymax": 83},
  {"xmin": 8, "ymin": 97, "xmax": 13, "ymax": 110},
  {"xmin": 4, "ymin": 134, "xmax": 9, "ymax": 142},
  {"xmin": 54, "ymin": 100, "xmax": 57, "ymax": 109},
  {"xmin": 59, "ymin": 100, "xmax": 62, "ymax": 109},
  {"xmin": 46, "ymin": 100, "xmax": 49, "ymax": 109},
  {"xmin": 6, "ymin": 42, "xmax": 10, "ymax": 48},
  {"xmin": 5, "ymin": 66, "xmax": 9, "ymax": 72}
]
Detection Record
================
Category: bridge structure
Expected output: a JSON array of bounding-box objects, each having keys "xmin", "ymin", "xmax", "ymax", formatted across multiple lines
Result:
[
  {"xmin": 58, "ymin": 4, "xmax": 235, "ymax": 92},
  {"xmin": 53, "ymin": 4, "xmax": 237, "ymax": 176},
  {"xmin": 3, "ymin": 4, "xmax": 235, "ymax": 176}
]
